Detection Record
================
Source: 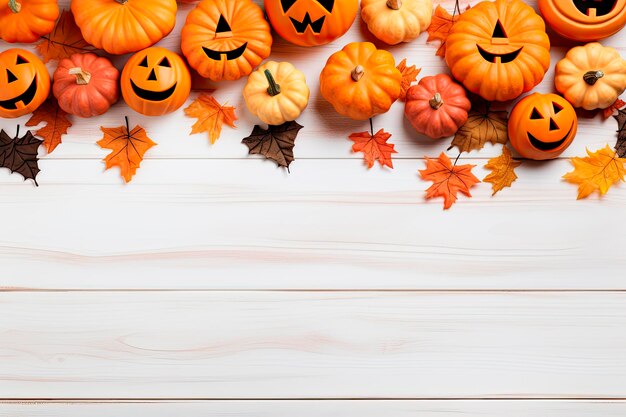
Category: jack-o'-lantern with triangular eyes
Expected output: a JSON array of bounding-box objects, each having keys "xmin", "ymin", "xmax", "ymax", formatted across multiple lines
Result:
[
  {"xmin": 0, "ymin": 49, "xmax": 50, "ymax": 119},
  {"xmin": 181, "ymin": 0, "xmax": 272, "ymax": 81},
  {"xmin": 446, "ymin": 0, "xmax": 551, "ymax": 102},
  {"xmin": 265, "ymin": 0, "xmax": 359, "ymax": 47},
  {"xmin": 509, "ymin": 93, "xmax": 578, "ymax": 161},
  {"xmin": 538, "ymin": 0, "xmax": 626, "ymax": 41},
  {"xmin": 121, "ymin": 47, "xmax": 192, "ymax": 117}
]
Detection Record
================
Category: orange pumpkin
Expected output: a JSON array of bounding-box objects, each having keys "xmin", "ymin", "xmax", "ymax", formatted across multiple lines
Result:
[
  {"xmin": 0, "ymin": 0, "xmax": 59, "ymax": 43},
  {"xmin": 509, "ymin": 93, "xmax": 577, "ymax": 160},
  {"xmin": 181, "ymin": 0, "xmax": 272, "ymax": 81},
  {"xmin": 121, "ymin": 47, "xmax": 191, "ymax": 116},
  {"xmin": 405, "ymin": 74, "xmax": 471, "ymax": 139},
  {"xmin": 264, "ymin": 0, "xmax": 358, "ymax": 47},
  {"xmin": 53, "ymin": 53, "xmax": 120, "ymax": 118},
  {"xmin": 71, "ymin": 0, "xmax": 177, "ymax": 55},
  {"xmin": 538, "ymin": 0, "xmax": 626, "ymax": 41},
  {"xmin": 0, "ymin": 48, "xmax": 50, "ymax": 118},
  {"xmin": 445, "ymin": 0, "xmax": 551, "ymax": 102},
  {"xmin": 320, "ymin": 42, "xmax": 401, "ymax": 120}
]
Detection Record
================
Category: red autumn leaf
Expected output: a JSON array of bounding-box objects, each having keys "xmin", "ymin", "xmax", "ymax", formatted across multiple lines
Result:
[
  {"xmin": 602, "ymin": 98, "xmax": 626, "ymax": 120},
  {"xmin": 349, "ymin": 128, "xmax": 397, "ymax": 169},
  {"xmin": 25, "ymin": 96, "xmax": 72, "ymax": 154},
  {"xmin": 419, "ymin": 152, "xmax": 481, "ymax": 209}
]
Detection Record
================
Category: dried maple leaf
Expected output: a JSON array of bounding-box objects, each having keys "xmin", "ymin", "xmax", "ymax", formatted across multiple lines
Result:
[
  {"xmin": 396, "ymin": 59, "xmax": 421, "ymax": 101},
  {"xmin": 242, "ymin": 121, "xmax": 303, "ymax": 170},
  {"xmin": 25, "ymin": 96, "xmax": 72, "ymax": 154},
  {"xmin": 563, "ymin": 145, "xmax": 626, "ymax": 199},
  {"xmin": 0, "ymin": 127, "xmax": 42, "ymax": 186},
  {"xmin": 184, "ymin": 94, "xmax": 237, "ymax": 144},
  {"xmin": 614, "ymin": 108, "xmax": 626, "ymax": 158},
  {"xmin": 427, "ymin": 4, "xmax": 470, "ymax": 57},
  {"xmin": 35, "ymin": 10, "xmax": 94, "ymax": 63},
  {"xmin": 97, "ymin": 117, "xmax": 156, "ymax": 183},
  {"xmin": 450, "ymin": 104, "xmax": 509, "ymax": 153},
  {"xmin": 602, "ymin": 98, "xmax": 625, "ymax": 120},
  {"xmin": 419, "ymin": 152, "xmax": 480, "ymax": 209},
  {"xmin": 483, "ymin": 146, "xmax": 521, "ymax": 195},
  {"xmin": 349, "ymin": 128, "xmax": 396, "ymax": 169}
]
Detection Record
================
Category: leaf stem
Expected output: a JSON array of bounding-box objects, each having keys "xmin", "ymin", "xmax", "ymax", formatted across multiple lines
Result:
[
  {"xmin": 369, "ymin": 118, "xmax": 374, "ymax": 137},
  {"xmin": 15, "ymin": 124, "xmax": 20, "ymax": 139},
  {"xmin": 124, "ymin": 116, "xmax": 130, "ymax": 135}
]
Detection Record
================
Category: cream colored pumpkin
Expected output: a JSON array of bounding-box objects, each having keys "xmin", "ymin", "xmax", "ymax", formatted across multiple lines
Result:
[
  {"xmin": 244, "ymin": 61, "xmax": 310, "ymax": 125},
  {"xmin": 555, "ymin": 42, "xmax": 626, "ymax": 110},
  {"xmin": 361, "ymin": 0, "xmax": 432, "ymax": 45}
]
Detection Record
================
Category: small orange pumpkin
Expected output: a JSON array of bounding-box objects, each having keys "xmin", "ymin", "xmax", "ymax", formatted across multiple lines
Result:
[
  {"xmin": 121, "ymin": 47, "xmax": 192, "ymax": 116},
  {"xmin": 509, "ymin": 93, "xmax": 578, "ymax": 161},
  {"xmin": 0, "ymin": 0, "xmax": 59, "ymax": 43},
  {"xmin": 0, "ymin": 48, "xmax": 50, "ymax": 118},
  {"xmin": 538, "ymin": 0, "xmax": 626, "ymax": 41},
  {"xmin": 181, "ymin": 0, "xmax": 272, "ymax": 81},
  {"xmin": 405, "ymin": 74, "xmax": 471, "ymax": 139},
  {"xmin": 445, "ymin": 0, "xmax": 551, "ymax": 102},
  {"xmin": 53, "ymin": 53, "xmax": 120, "ymax": 118},
  {"xmin": 264, "ymin": 0, "xmax": 358, "ymax": 47},
  {"xmin": 320, "ymin": 42, "xmax": 401, "ymax": 120}
]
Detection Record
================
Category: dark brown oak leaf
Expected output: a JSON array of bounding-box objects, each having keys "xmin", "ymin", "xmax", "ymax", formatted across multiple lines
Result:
[
  {"xmin": 242, "ymin": 121, "xmax": 303, "ymax": 170},
  {"xmin": 0, "ymin": 127, "xmax": 43, "ymax": 186},
  {"xmin": 615, "ymin": 108, "xmax": 626, "ymax": 158}
]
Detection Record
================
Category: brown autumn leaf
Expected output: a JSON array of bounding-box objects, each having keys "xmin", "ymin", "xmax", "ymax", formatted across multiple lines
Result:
[
  {"xmin": 397, "ymin": 59, "xmax": 421, "ymax": 101},
  {"xmin": 97, "ymin": 117, "xmax": 156, "ymax": 183},
  {"xmin": 419, "ymin": 152, "xmax": 480, "ymax": 209},
  {"xmin": 449, "ymin": 103, "xmax": 509, "ymax": 153},
  {"xmin": 242, "ymin": 121, "xmax": 303, "ymax": 170},
  {"xmin": 563, "ymin": 145, "xmax": 626, "ymax": 199},
  {"xmin": 427, "ymin": 4, "xmax": 470, "ymax": 57},
  {"xmin": 614, "ymin": 108, "xmax": 626, "ymax": 158},
  {"xmin": 35, "ymin": 10, "xmax": 95, "ymax": 63},
  {"xmin": 25, "ymin": 96, "xmax": 72, "ymax": 154},
  {"xmin": 602, "ymin": 98, "xmax": 625, "ymax": 120},
  {"xmin": 349, "ymin": 128, "xmax": 396, "ymax": 169},
  {"xmin": 0, "ymin": 127, "xmax": 42, "ymax": 186},
  {"xmin": 184, "ymin": 94, "xmax": 237, "ymax": 144},
  {"xmin": 483, "ymin": 146, "xmax": 522, "ymax": 195}
]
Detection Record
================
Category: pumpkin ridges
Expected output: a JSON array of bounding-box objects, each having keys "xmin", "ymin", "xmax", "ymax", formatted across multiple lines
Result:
[{"xmin": 0, "ymin": 0, "xmax": 59, "ymax": 43}]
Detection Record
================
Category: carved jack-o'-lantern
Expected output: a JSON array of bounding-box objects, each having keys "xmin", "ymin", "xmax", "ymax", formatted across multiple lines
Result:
[
  {"xmin": 538, "ymin": 0, "xmax": 626, "ymax": 41},
  {"xmin": 0, "ymin": 48, "xmax": 50, "ymax": 118},
  {"xmin": 509, "ymin": 93, "xmax": 578, "ymax": 160},
  {"xmin": 264, "ymin": 0, "xmax": 359, "ymax": 47},
  {"xmin": 121, "ymin": 47, "xmax": 192, "ymax": 117},
  {"xmin": 181, "ymin": 0, "xmax": 272, "ymax": 81}
]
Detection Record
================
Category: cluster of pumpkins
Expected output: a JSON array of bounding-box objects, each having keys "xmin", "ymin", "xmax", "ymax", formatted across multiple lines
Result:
[{"xmin": 1, "ymin": 0, "xmax": 626, "ymax": 161}]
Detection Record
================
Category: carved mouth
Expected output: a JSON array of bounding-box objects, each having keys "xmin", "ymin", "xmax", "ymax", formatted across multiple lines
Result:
[
  {"xmin": 477, "ymin": 45, "xmax": 523, "ymax": 63},
  {"xmin": 290, "ymin": 13, "xmax": 325, "ymax": 33},
  {"xmin": 528, "ymin": 126, "xmax": 573, "ymax": 151},
  {"xmin": 0, "ymin": 76, "xmax": 37, "ymax": 110},
  {"xmin": 202, "ymin": 42, "xmax": 248, "ymax": 61},
  {"xmin": 573, "ymin": 0, "xmax": 616, "ymax": 16},
  {"xmin": 131, "ymin": 79, "xmax": 177, "ymax": 101}
]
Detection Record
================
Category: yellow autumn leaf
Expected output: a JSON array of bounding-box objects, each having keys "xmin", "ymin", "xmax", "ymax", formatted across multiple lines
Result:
[
  {"xmin": 563, "ymin": 145, "xmax": 626, "ymax": 199},
  {"xmin": 483, "ymin": 146, "xmax": 522, "ymax": 195}
]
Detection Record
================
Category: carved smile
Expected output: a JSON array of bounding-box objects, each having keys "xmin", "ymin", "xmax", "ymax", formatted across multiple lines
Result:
[
  {"xmin": 0, "ymin": 76, "xmax": 37, "ymax": 110},
  {"xmin": 203, "ymin": 42, "xmax": 248, "ymax": 61},
  {"xmin": 477, "ymin": 45, "xmax": 523, "ymax": 63},
  {"xmin": 528, "ymin": 125, "xmax": 574, "ymax": 151},
  {"xmin": 131, "ymin": 79, "xmax": 177, "ymax": 101},
  {"xmin": 290, "ymin": 13, "xmax": 325, "ymax": 33},
  {"xmin": 573, "ymin": 0, "xmax": 616, "ymax": 16}
]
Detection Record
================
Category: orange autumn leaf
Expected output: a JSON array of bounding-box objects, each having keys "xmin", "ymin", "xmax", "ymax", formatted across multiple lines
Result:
[
  {"xmin": 397, "ymin": 59, "xmax": 421, "ymax": 101},
  {"xmin": 483, "ymin": 146, "xmax": 522, "ymax": 195},
  {"xmin": 602, "ymin": 98, "xmax": 626, "ymax": 120},
  {"xmin": 35, "ymin": 10, "xmax": 95, "ymax": 63},
  {"xmin": 427, "ymin": 4, "xmax": 470, "ymax": 57},
  {"xmin": 419, "ymin": 152, "xmax": 480, "ymax": 209},
  {"xmin": 25, "ymin": 96, "xmax": 72, "ymax": 154},
  {"xmin": 97, "ymin": 117, "xmax": 156, "ymax": 183},
  {"xmin": 563, "ymin": 145, "xmax": 626, "ymax": 199},
  {"xmin": 184, "ymin": 94, "xmax": 237, "ymax": 144},
  {"xmin": 349, "ymin": 128, "xmax": 397, "ymax": 169}
]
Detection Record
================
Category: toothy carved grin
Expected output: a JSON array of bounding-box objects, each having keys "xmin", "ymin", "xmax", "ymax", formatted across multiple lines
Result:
[
  {"xmin": 203, "ymin": 43, "xmax": 248, "ymax": 61},
  {"xmin": 0, "ymin": 76, "xmax": 37, "ymax": 110},
  {"xmin": 573, "ymin": 0, "xmax": 617, "ymax": 16},
  {"xmin": 477, "ymin": 45, "xmax": 523, "ymax": 63}
]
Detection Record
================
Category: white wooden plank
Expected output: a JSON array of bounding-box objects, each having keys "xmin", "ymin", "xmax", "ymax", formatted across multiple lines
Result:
[
  {"xmin": 1, "ymin": 292, "xmax": 625, "ymax": 398},
  {"xmin": 1, "ymin": 400, "xmax": 626, "ymax": 417}
]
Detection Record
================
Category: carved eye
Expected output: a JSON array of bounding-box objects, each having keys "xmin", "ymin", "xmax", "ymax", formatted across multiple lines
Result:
[
  {"xmin": 280, "ymin": 0, "xmax": 297, "ymax": 12},
  {"xmin": 158, "ymin": 57, "xmax": 171, "ymax": 68},
  {"xmin": 530, "ymin": 108, "xmax": 543, "ymax": 120},
  {"xmin": 492, "ymin": 20, "xmax": 507, "ymax": 38},
  {"xmin": 553, "ymin": 102, "xmax": 563, "ymax": 114},
  {"xmin": 139, "ymin": 56, "xmax": 149, "ymax": 67},
  {"xmin": 16, "ymin": 55, "xmax": 29, "ymax": 65},
  {"xmin": 317, "ymin": 0, "xmax": 335, "ymax": 12}
]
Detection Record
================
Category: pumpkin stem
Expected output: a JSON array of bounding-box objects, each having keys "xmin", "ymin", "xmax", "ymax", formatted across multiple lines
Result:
[
  {"xmin": 386, "ymin": 0, "xmax": 402, "ymax": 9},
  {"xmin": 351, "ymin": 65, "xmax": 365, "ymax": 82},
  {"xmin": 8, "ymin": 0, "xmax": 21, "ymax": 13},
  {"xmin": 429, "ymin": 93, "xmax": 444, "ymax": 109},
  {"xmin": 115, "ymin": 0, "xmax": 129, "ymax": 4},
  {"xmin": 264, "ymin": 69, "xmax": 281, "ymax": 96},
  {"xmin": 583, "ymin": 70, "xmax": 604, "ymax": 86},
  {"xmin": 69, "ymin": 67, "xmax": 92, "ymax": 85}
]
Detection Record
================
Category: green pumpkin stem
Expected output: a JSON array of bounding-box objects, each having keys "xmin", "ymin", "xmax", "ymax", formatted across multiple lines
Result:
[
  {"xmin": 351, "ymin": 65, "xmax": 365, "ymax": 82},
  {"xmin": 429, "ymin": 93, "xmax": 444, "ymax": 109},
  {"xmin": 264, "ymin": 69, "xmax": 281, "ymax": 96},
  {"xmin": 69, "ymin": 67, "xmax": 92, "ymax": 85},
  {"xmin": 583, "ymin": 70, "xmax": 604, "ymax": 86},
  {"xmin": 386, "ymin": 0, "xmax": 402, "ymax": 9},
  {"xmin": 8, "ymin": 0, "xmax": 21, "ymax": 13}
]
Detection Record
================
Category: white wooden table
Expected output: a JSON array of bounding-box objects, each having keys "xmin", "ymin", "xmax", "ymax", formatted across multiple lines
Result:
[{"xmin": 1, "ymin": 1, "xmax": 626, "ymax": 416}]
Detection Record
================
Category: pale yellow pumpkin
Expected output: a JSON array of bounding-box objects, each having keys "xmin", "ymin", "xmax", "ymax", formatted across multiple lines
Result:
[
  {"xmin": 244, "ymin": 61, "xmax": 310, "ymax": 125},
  {"xmin": 555, "ymin": 42, "xmax": 626, "ymax": 110},
  {"xmin": 361, "ymin": 0, "xmax": 432, "ymax": 45}
]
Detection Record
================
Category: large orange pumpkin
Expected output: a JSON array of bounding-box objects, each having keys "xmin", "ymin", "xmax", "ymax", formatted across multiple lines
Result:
[
  {"xmin": 121, "ymin": 47, "xmax": 191, "ymax": 116},
  {"xmin": 0, "ymin": 0, "xmax": 59, "ymax": 43},
  {"xmin": 445, "ymin": 0, "xmax": 551, "ymax": 102},
  {"xmin": 71, "ymin": 0, "xmax": 177, "ymax": 55},
  {"xmin": 264, "ymin": 0, "xmax": 358, "ymax": 47},
  {"xmin": 0, "ymin": 48, "xmax": 50, "ymax": 118},
  {"xmin": 181, "ymin": 0, "xmax": 272, "ymax": 81},
  {"xmin": 538, "ymin": 0, "xmax": 626, "ymax": 41}
]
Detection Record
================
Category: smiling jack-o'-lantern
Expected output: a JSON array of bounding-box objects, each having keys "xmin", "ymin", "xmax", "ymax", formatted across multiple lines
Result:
[
  {"xmin": 538, "ymin": 0, "xmax": 626, "ymax": 41},
  {"xmin": 264, "ymin": 0, "xmax": 359, "ymax": 47},
  {"xmin": 121, "ymin": 47, "xmax": 191, "ymax": 116},
  {"xmin": 0, "ymin": 48, "xmax": 50, "ymax": 118},
  {"xmin": 445, "ymin": 0, "xmax": 551, "ymax": 102},
  {"xmin": 181, "ymin": 0, "xmax": 272, "ymax": 81},
  {"xmin": 509, "ymin": 93, "xmax": 578, "ymax": 160}
]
